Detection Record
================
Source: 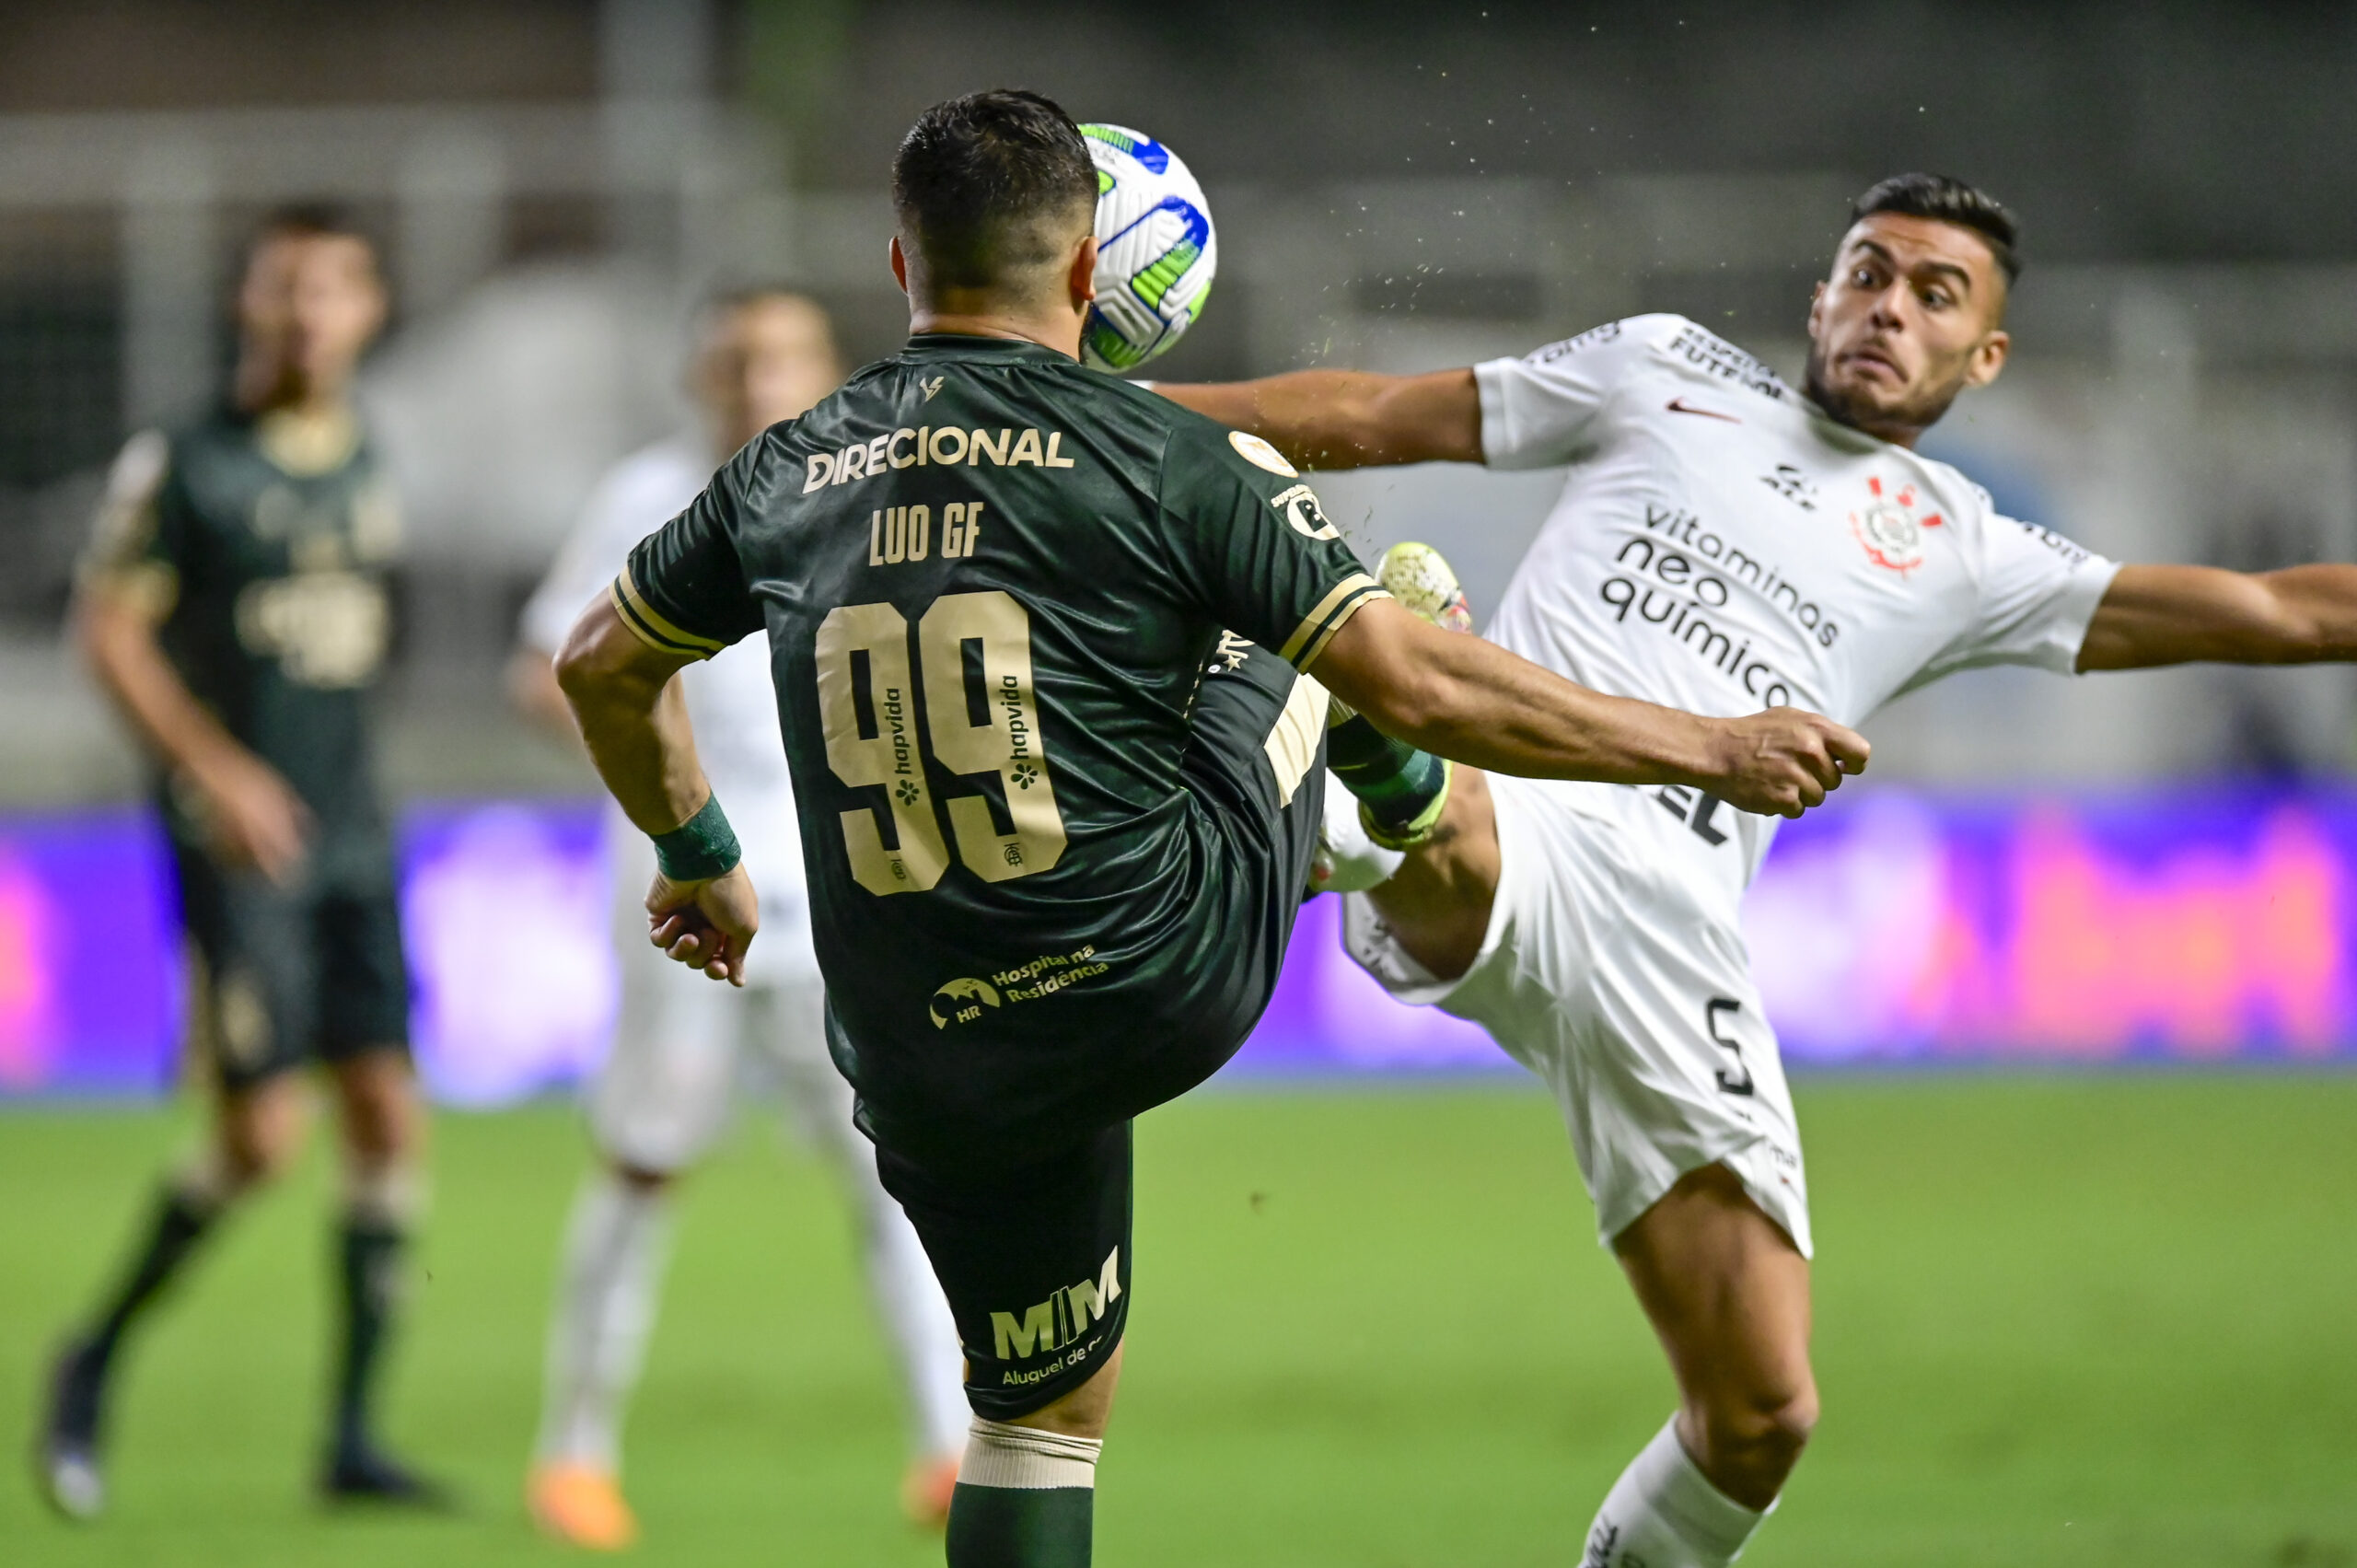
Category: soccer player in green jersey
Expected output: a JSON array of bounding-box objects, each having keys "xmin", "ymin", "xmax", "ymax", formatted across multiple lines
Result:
[
  {"xmin": 553, "ymin": 90, "xmax": 1864, "ymax": 1568},
  {"xmin": 41, "ymin": 207, "xmax": 441, "ymax": 1514}
]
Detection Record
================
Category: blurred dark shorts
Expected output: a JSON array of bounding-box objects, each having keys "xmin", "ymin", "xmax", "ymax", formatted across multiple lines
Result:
[
  {"xmin": 169, "ymin": 839, "xmax": 412, "ymax": 1093},
  {"xmin": 877, "ymin": 1122, "xmax": 1133, "ymax": 1422}
]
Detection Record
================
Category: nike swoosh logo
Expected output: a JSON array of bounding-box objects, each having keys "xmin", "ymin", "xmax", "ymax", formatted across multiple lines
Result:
[{"xmin": 1666, "ymin": 397, "xmax": 1740, "ymax": 423}]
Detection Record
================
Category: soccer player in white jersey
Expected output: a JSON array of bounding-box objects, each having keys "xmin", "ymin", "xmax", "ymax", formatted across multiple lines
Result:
[
  {"xmin": 1162, "ymin": 172, "xmax": 2357, "ymax": 1564},
  {"xmin": 510, "ymin": 292, "xmax": 968, "ymax": 1548}
]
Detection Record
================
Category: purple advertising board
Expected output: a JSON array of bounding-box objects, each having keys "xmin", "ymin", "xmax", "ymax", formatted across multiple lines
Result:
[{"xmin": 1, "ymin": 784, "xmax": 2353, "ymax": 1104}]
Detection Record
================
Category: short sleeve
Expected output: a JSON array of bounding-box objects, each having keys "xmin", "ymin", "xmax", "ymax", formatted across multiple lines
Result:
[
  {"xmin": 615, "ymin": 437, "xmax": 769, "ymax": 659},
  {"xmin": 523, "ymin": 449, "xmax": 689, "ymax": 655},
  {"xmin": 1158, "ymin": 423, "xmax": 1387, "ymax": 670},
  {"xmin": 76, "ymin": 431, "xmax": 181, "ymax": 621},
  {"xmin": 1474, "ymin": 317, "xmax": 1664, "ymax": 470},
  {"xmin": 1903, "ymin": 513, "xmax": 2122, "ymax": 691}
]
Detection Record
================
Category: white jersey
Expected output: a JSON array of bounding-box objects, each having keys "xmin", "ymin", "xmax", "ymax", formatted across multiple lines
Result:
[
  {"xmin": 522, "ymin": 436, "xmax": 815, "ymax": 981},
  {"xmin": 1475, "ymin": 314, "xmax": 2121, "ymax": 903}
]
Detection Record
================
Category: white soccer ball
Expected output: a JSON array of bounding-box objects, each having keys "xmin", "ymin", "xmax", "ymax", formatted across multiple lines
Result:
[{"xmin": 1078, "ymin": 122, "xmax": 1217, "ymax": 373}]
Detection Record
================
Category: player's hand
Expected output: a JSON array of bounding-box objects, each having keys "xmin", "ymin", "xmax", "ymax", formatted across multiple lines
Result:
[
  {"xmin": 185, "ymin": 750, "xmax": 313, "ymax": 885},
  {"xmin": 1701, "ymin": 708, "xmax": 1870, "ymax": 819},
  {"xmin": 645, "ymin": 864, "xmax": 760, "ymax": 986}
]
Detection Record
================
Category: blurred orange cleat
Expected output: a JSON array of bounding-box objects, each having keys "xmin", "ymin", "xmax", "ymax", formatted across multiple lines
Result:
[
  {"xmin": 528, "ymin": 1461, "xmax": 639, "ymax": 1551},
  {"xmin": 900, "ymin": 1452, "xmax": 960, "ymax": 1528}
]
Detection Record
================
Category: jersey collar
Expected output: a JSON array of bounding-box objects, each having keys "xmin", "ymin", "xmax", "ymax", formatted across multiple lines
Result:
[{"xmin": 901, "ymin": 332, "xmax": 1074, "ymax": 366}]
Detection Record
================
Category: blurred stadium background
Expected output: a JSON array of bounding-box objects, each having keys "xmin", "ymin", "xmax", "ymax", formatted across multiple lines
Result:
[{"xmin": 1, "ymin": 3, "xmax": 2353, "ymax": 1563}]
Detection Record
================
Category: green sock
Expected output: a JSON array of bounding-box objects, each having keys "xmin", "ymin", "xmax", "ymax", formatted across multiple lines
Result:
[
  {"xmin": 332, "ymin": 1217, "xmax": 406, "ymax": 1456},
  {"xmin": 83, "ymin": 1186, "xmax": 216, "ymax": 1371},
  {"xmin": 1327, "ymin": 709, "xmax": 1450, "ymax": 840},
  {"xmin": 946, "ymin": 1483, "xmax": 1095, "ymax": 1568}
]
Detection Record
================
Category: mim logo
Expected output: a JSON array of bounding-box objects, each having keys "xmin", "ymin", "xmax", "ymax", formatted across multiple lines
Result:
[{"xmin": 991, "ymin": 1248, "xmax": 1122, "ymax": 1360}]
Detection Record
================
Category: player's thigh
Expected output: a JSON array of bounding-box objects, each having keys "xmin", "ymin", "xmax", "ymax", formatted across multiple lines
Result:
[
  {"xmin": 1180, "ymin": 635, "xmax": 1329, "ymax": 870},
  {"xmin": 314, "ymin": 878, "xmax": 412, "ymax": 1063},
  {"xmin": 173, "ymin": 842, "xmax": 319, "ymax": 1097},
  {"xmin": 1575, "ymin": 879, "xmax": 1811, "ymax": 1260},
  {"xmin": 1341, "ymin": 772, "xmax": 1607, "ymax": 1074},
  {"xmin": 1614, "ymin": 1162, "xmax": 1813, "ymax": 1430},
  {"xmin": 876, "ymin": 1122, "xmax": 1132, "ymax": 1423},
  {"xmin": 590, "ymin": 933, "xmax": 745, "ymax": 1175}
]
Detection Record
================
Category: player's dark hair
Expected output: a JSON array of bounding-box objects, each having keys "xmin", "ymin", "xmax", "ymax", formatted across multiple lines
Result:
[
  {"xmin": 250, "ymin": 201, "xmax": 377, "ymax": 259},
  {"xmin": 891, "ymin": 89, "xmax": 1097, "ymax": 296},
  {"xmin": 1852, "ymin": 174, "xmax": 2021, "ymax": 285}
]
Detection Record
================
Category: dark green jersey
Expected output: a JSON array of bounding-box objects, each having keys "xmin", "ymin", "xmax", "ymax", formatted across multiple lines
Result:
[
  {"xmin": 82, "ymin": 408, "xmax": 401, "ymax": 859},
  {"xmin": 622, "ymin": 334, "xmax": 1382, "ymax": 1151}
]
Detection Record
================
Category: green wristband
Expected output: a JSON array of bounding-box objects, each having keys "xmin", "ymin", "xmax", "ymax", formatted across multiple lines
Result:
[{"xmin": 652, "ymin": 795, "xmax": 741, "ymax": 881}]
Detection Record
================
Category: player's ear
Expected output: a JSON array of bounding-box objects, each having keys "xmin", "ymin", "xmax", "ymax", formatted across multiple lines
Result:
[
  {"xmin": 1066, "ymin": 233, "xmax": 1099, "ymax": 310},
  {"xmin": 888, "ymin": 235, "xmax": 911, "ymax": 298},
  {"xmin": 1805, "ymin": 279, "xmax": 1828, "ymax": 343},
  {"xmin": 1964, "ymin": 328, "xmax": 2011, "ymax": 389}
]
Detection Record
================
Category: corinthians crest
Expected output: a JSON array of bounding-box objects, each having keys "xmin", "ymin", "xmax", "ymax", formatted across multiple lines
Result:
[{"xmin": 1848, "ymin": 474, "xmax": 1944, "ymax": 574}]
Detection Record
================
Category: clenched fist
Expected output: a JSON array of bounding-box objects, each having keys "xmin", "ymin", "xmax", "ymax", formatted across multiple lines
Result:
[{"xmin": 1701, "ymin": 708, "xmax": 1870, "ymax": 819}]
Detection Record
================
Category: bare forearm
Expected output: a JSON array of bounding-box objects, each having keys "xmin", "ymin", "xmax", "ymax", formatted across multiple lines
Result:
[
  {"xmin": 2080, "ymin": 563, "xmax": 2357, "ymax": 670},
  {"xmin": 1333, "ymin": 625, "xmax": 1716, "ymax": 784},
  {"xmin": 555, "ymin": 602, "xmax": 711, "ymax": 835},
  {"xmin": 1156, "ymin": 368, "xmax": 1480, "ymax": 470},
  {"xmin": 77, "ymin": 597, "xmax": 249, "ymax": 778}
]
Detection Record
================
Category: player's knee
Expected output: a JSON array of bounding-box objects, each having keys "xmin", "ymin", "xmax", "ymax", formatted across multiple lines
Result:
[
  {"xmin": 1705, "ymin": 1381, "xmax": 1818, "ymax": 1473},
  {"xmin": 336, "ymin": 1054, "xmax": 423, "ymax": 1163}
]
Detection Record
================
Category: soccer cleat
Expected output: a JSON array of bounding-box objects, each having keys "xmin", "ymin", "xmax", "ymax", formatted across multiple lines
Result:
[
  {"xmin": 529, "ymin": 1461, "xmax": 639, "ymax": 1551},
  {"xmin": 1376, "ymin": 540, "xmax": 1473, "ymax": 633},
  {"xmin": 35, "ymin": 1340, "xmax": 108, "ymax": 1522},
  {"xmin": 321, "ymin": 1438, "xmax": 455, "ymax": 1510},
  {"xmin": 900, "ymin": 1452, "xmax": 959, "ymax": 1529}
]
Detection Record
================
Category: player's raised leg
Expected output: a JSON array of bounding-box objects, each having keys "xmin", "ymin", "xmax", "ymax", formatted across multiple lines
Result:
[
  {"xmin": 1585, "ymin": 1167, "xmax": 1813, "ymax": 1566},
  {"xmin": 1313, "ymin": 542, "xmax": 1504, "ymax": 981}
]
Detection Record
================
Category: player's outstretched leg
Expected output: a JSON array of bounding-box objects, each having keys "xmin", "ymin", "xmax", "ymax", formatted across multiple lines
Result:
[
  {"xmin": 1583, "ymin": 1165, "xmax": 1816, "ymax": 1566},
  {"xmin": 35, "ymin": 1073, "xmax": 305, "ymax": 1520},
  {"xmin": 320, "ymin": 1049, "xmax": 448, "ymax": 1507},
  {"xmin": 1317, "ymin": 543, "xmax": 1471, "ymax": 855},
  {"xmin": 1311, "ymin": 541, "xmax": 1504, "ymax": 981}
]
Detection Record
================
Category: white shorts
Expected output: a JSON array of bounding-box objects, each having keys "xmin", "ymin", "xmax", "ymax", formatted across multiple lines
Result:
[
  {"xmin": 592, "ymin": 832, "xmax": 852, "ymax": 1176},
  {"xmin": 1343, "ymin": 772, "xmax": 1811, "ymax": 1256}
]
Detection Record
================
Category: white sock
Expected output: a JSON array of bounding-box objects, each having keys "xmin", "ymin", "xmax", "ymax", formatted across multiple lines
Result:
[
  {"xmin": 855, "ymin": 1167, "xmax": 973, "ymax": 1458},
  {"xmin": 1310, "ymin": 772, "xmax": 1405, "ymax": 894},
  {"xmin": 959, "ymin": 1416, "xmax": 1102, "ymax": 1489},
  {"xmin": 534, "ymin": 1169, "xmax": 673, "ymax": 1473},
  {"xmin": 1583, "ymin": 1416, "xmax": 1771, "ymax": 1567}
]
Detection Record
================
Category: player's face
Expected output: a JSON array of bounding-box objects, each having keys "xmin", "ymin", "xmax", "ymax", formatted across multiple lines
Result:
[
  {"xmin": 1804, "ymin": 213, "xmax": 2009, "ymax": 447},
  {"xmin": 237, "ymin": 234, "xmax": 387, "ymax": 406},
  {"xmin": 701, "ymin": 296, "xmax": 843, "ymax": 448}
]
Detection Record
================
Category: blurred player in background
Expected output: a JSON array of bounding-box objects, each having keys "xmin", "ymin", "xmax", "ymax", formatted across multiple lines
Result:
[
  {"xmin": 1164, "ymin": 172, "xmax": 2357, "ymax": 1567},
  {"xmin": 553, "ymin": 90, "xmax": 1859, "ymax": 1568},
  {"xmin": 41, "ymin": 206, "xmax": 438, "ymax": 1515},
  {"xmin": 508, "ymin": 290, "xmax": 969, "ymax": 1549}
]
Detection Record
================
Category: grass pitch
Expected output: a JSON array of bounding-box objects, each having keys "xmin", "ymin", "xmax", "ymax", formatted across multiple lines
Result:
[{"xmin": 1, "ymin": 1077, "xmax": 2352, "ymax": 1566}]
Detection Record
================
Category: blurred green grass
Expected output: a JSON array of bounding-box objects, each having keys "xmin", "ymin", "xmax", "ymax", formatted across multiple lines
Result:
[{"xmin": 1, "ymin": 1078, "xmax": 2352, "ymax": 1566}]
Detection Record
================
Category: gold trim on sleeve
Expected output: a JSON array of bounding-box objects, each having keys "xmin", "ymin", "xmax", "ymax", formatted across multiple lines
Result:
[{"xmin": 612, "ymin": 567, "xmax": 726, "ymax": 657}]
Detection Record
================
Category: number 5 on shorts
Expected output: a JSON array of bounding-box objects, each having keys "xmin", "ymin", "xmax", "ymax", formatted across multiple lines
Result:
[{"xmin": 1704, "ymin": 997, "xmax": 1756, "ymax": 1098}]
